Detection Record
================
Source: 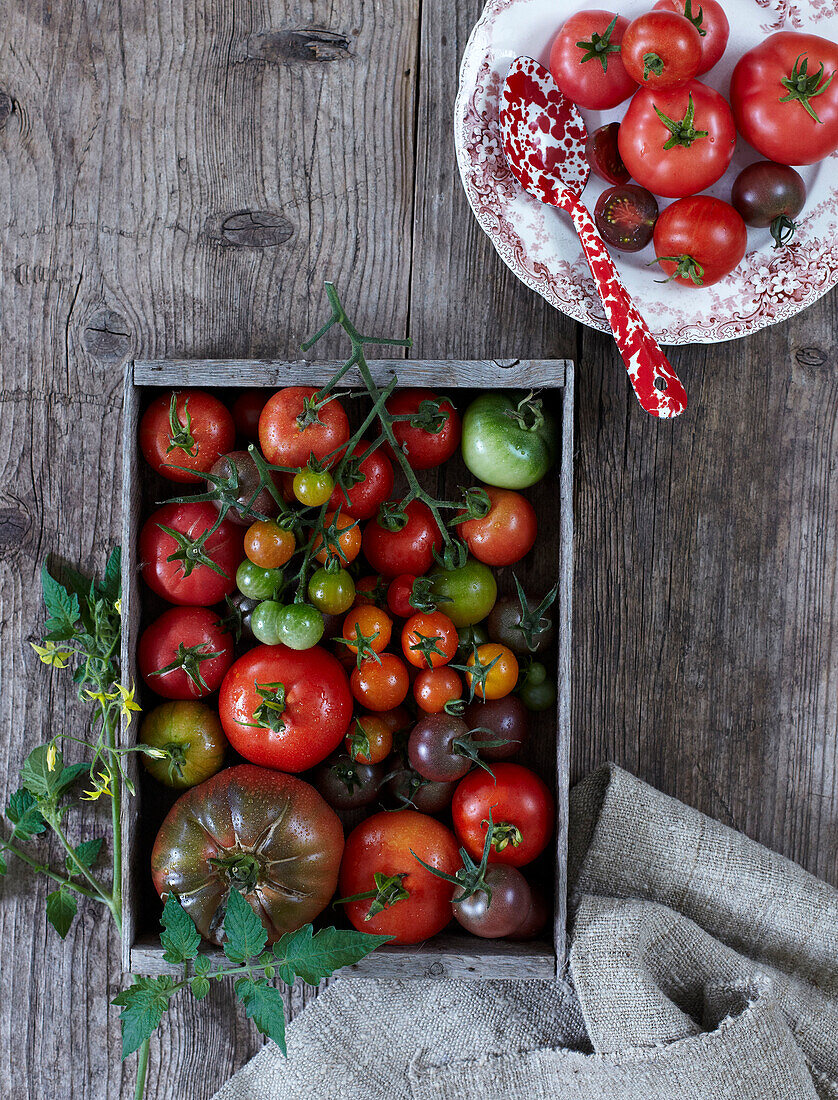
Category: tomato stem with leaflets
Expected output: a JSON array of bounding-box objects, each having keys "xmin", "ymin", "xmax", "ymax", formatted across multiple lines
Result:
[
  {"xmin": 779, "ymin": 54, "xmax": 835, "ymax": 124},
  {"xmin": 651, "ymin": 254, "xmax": 705, "ymax": 285},
  {"xmin": 575, "ymin": 15, "xmax": 621, "ymax": 74},
  {"xmin": 771, "ymin": 214, "xmax": 797, "ymax": 249},
  {"xmin": 653, "ymin": 93, "xmax": 708, "ymax": 149}
]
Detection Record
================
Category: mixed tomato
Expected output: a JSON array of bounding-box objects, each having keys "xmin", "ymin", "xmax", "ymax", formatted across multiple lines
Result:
[
  {"xmin": 545, "ymin": 7, "xmax": 838, "ymax": 281},
  {"xmin": 137, "ymin": 379, "xmax": 562, "ymax": 948}
]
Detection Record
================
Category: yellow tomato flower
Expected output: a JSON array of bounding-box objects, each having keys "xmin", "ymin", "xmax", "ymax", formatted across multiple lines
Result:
[{"xmin": 30, "ymin": 641, "xmax": 72, "ymax": 668}]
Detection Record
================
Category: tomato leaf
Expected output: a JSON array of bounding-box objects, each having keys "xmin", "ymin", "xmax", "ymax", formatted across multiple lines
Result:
[
  {"xmin": 54, "ymin": 761, "xmax": 91, "ymax": 798},
  {"xmin": 160, "ymin": 894, "xmax": 201, "ymax": 964},
  {"xmin": 68, "ymin": 838, "xmax": 104, "ymax": 873},
  {"xmin": 234, "ymin": 977, "xmax": 287, "ymax": 1055},
  {"xmin": 40, "ymin": 563, "xmax": 81, "ymax": 636},
  {"xmin": 191, "ymin": 976, "xmax": 211, "ymax": 1001},
  {"xmin": 222, "ymin": 889, "xmax": 268, "ymax": 964},
  {"xmin": 271, "ymin": 924, "xmax": 392, "ymax": 987},
  {"xmin": 20, "ymin": 746, "xmax": 59, "ymax": 798},
  {"xmin": 0, "ymin": 853, "xmax": 6, "ymax": 875},
  {"xmin": 101, "ymin": 546, "xmax": 122, "ymax": 601},
  {"xmin": 6, "ymin": 789, "xmax": 47, "ymax": 839},
  {"xmin": 46, "ymin": 886, "xmax": 77, "ymax": 938},
  {"xmin": 112, "ymin": 977, "xmax": 176, "ymax": 1059}
]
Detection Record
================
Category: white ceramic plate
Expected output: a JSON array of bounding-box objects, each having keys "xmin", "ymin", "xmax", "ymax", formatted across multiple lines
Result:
[{"xmin": 455, "ymin": 0, "xmax": 838, "ymax": 343}]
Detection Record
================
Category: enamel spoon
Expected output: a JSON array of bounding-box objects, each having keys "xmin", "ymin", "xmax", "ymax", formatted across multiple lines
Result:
[{"xmin": 499, "ymin": 56, "xmax": 687, "ymax": 419}]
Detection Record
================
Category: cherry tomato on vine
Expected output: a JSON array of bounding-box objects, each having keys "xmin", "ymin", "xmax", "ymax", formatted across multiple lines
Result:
[
  {"xmin": 453, "ymin": 865, "xmax": 534, "ymax": 939},
  {"xmin": 621, "ymin": 11, "xmax": 702, "ymax": 89},
  {"xmin": 140, "ymin": 390, "xmax": 235, "ymax": 484},
  {"xmin": 206, "ymin": 450, "xmax": 280, "ymax": 526},
  {"xmin": 594, "ymin": 185, "xmax": 659, "ymax": 253},
  {"xmin": 459, "ymin": 488, "xmax": 537, "ymax": 567},
  {"xmin": 341, "ymin": 605, "xmax": 393, "ymax": 655},
  {"xmin": 466, "ymin": 643, "xmax": 519, "ymax": 701},
  {"xmin": 231, "ymin": 389, "xmax": 271, "ymax": 441},
  {"xmin": 385, "ymin": 389, "xmax": 461, "ymax": 470},
  {"xmin": 258, "ymin": 386, "xmax": 350, "ymax": 468},
  {"xmin": 139, "ymin": 502, "xmax": 244, "ymax": 606},
  {"xmin": 350, "ymin": 653, "xmax": 410, "ymax": 711},
  {"xmin": 585, "ymin": 123, "xmax": 630, "ymax": 185},
  {"xmin": 653, "ymin": 196, "xmax": 747, "ymax": 287},
  {"xmin": 414, "ymin": 667, "xmax": 463, "ymax": 714},
  {"xmin": 345, "ymin": 714, "xmax": 394, "ymax": 765},
  {"xmin": 236, "ymin": 559, "xmax": 282, "ymax": 601},
  {"xmin": 353, "ymin": 574, "xmax": 389, "ymax": 608},
  {"xmin": 276, "ymin": 603, "xmax": 325, "ymax": 650},
  {"xmin": 549, "ymin": 10, "xmax": 637, "ymax": 111},
  {"xmin": 452, "ymin": 764, "xmax": 554, "ymax": 868},
  {"xmin": 362, "ymin": 500, "xmax": 443, "ymax": 578},
  {"xmin": 401, "ymin": 611, "xmax": 458, "ymax": 669},
  {"xmin": 328, "ymin": 441, "xmax": 394, "ymax": 520},
  {"xmin": 244, "ymin": 520, "xmax": 296, "ymax": 569},
  {"xmin": 311, "ymin": 511, "xmax": 362, "ymax": 565},
  {"xmin": 138, "ymin": 607, "xmax": 234, "ymax": 700},
  {"xmin": 293, "ymin": 467, "xmax": 334, "ymax": 507},
  {"xmin": 428, "ymin": 559, "xmax": 497, "ymax": 628},
  {"xmin": 618, "ymin": 80, "xmax": 736, "ymax": 199},
  {"xmin": 308, "ymin": 567, "xmax": 356, "ymax": 615},
  {"xmin": 730, "ymin": 161, "xmax": 806, "ymax": 248},
  {"xmin": 139, "ymin": 700, "xmax": 227, "ymax": 788},
  {"xmin": 653, "ymin": 0, "xmax": 729, "ymax": 76},
  {"xmin": 250, "ymin": 600, "xmax": 285, "ymax": 645}
]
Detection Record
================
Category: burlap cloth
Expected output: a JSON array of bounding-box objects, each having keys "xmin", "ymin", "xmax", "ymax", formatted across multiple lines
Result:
[{"xmin": 212, "ymin": 764, "xmax": 838, "ymax": 1100}]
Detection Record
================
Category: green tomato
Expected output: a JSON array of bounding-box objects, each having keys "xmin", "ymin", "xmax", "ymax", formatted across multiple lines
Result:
[
  {"xmin": 461, "ymin": 392, "xmax": 557, "ymax": 489},
  {"xmin": 277, "ymin": 602, "xmax": 325, "ymax": 650},
  {"xmin": 308, "ymin": 567, "xmax": 356, "ymax": 615},
  {"xmin": 519, "ymin": 678, "xmax": 557, "ymax": 712},
  {"xmin": 293, "ymin": 467, "xmax": 335, "ymax": 507},
  {"xmin": 237, "ymin": 559, "xmax": 281, "ymax": 600},
  {"xmin": 251, "ymin": 600, "xmax": 286, "ymax": 645},
  {"xmin": 524, "ymin": 660, "xmax": 548, "ymax": 687},
  {"xmin": 429, "ymin": 559, "xmax": 497, "ymax": 628},
  {"xmin": 139, "ymin": 701, "xmax": 226, "ymax": 788}
]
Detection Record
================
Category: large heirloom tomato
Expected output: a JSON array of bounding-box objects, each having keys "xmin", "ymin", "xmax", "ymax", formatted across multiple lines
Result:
[
  {"xmin": 618, "ymin": 80, "xmax": 736, "ymax": 198},
  {"xmin": 219, "ymin": 643, "xmax": 352, "ymax": 771},
  {"xmin": 139, "ymin": 502, "xmax": 244, "ymax": 606},
  {"xmin": 152, "ymin": 765, "xmax": 344, "ymax": 944},
  {"xmin": 140, "ymin": 390, "xmax": 235, "ymax": 484},
  {"xmin": 549, "ymin": 10, "xmax": 637, "ymax": 110},
  {"xmin": 338, "ymin": 810, "xmax": 460, "ymax": 944},
  {"xmin": 258, "ymin": 386, "xmax": 350, "ymax": 468},
  {"xmin": 461, "ymin": 393, "xmax": 557, "ymax": 490},
  {"xmin": 730, "ymin": 32, "xmax": 838, "ymax": 165},
  {"xmin": 138, "ymin": 606, "xmax": 234, "ymax": 700}
]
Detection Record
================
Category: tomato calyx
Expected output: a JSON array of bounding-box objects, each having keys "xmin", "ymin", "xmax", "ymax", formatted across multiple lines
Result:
[
  {"xmin": 346, "ymin": 718, "xmax": 372, "ymax": 762},
  {"xmin": 148, "ymin": 641, "xmax": 225, "ymax": 692},
  {"xmin": 389, "ymin": 397, "xmax": 451, "ymax": 437},
  {"xmin": 377, "ymin": 500, "xmax": 410, "ymax": 533},
  {"xmin": 443, "ymin": 697, "xmax": 467, "ymax": 717},
  {"xmin": 451, "ymin": 486, "xmax": 492, "ymax": 525},
  {"xmin": 166, "ymin": 392, "xmax": 199, "ymax": 456},
  {"xmin": 502, "ymin": 392, "xmax": 546, "ymax": 434},
  {"xmin": 433, "ymin": 538, "xmax": 469, "ymax": 572},
  {"xmin": 512, "ymin": 575, "xmax": 559, "ymax": 653},
  {"xmin": 484, "ymin": 819, "xmax": 524, "ymax": 854},
  {"xmin": 208, "ymin": 851, "xmax": 262, "ymax": 892},
  {"xmin": 575, "ymin": 15, "xmax": 621, "ymax": 74},
  {"xmin": 681, "ymin": 0, "xmax": 706, "ymax": 37},
  {"xmin": 770, "ymin": 214, "xmax": 798, "ymax": 250},
  {"xmin": 294, "ymin": 392, "xmax": 331, "ymax": 431},
  {"xmin": 653, "ymin": 93, "xmax": 709, "ymax": 149},
  {"xmin": 334, "ymin": 871, "xmax": 411, "ymax": 919},
  {"xmin": 652, "ymin": 254, "xmax": 706, "ymax": 285},
  {"xmin": 452, "ymin": 647, "xmax": 502, "ymax": 703},
  {"xmin": 170, "ymin": 460, "xmax": 274, "ymax": 524},
  {"xmin": 155, "ymin": 521, "xmax": 230, "ymax": 580},
  {"xmin": 642, "ymin": 51, "xmax": 665, "ymax": 79},
  {"xmin": 779, "ymin": 54, "xmax": 836, "ymax": 124},
  {"xmin": 411, "ymin": 812, "xmax": 497, "ymax": 904},
  {"xmin": 336, "ymin": 625, "xmax": 384, "ymax": 669},
  {"xmin": 407, "ymin": 576, "xmax": 448, "ymax": 614},
  {"xmin": 407, "ymin": 630, "xmax": 449, "ymax": 668},
  {"xmin": 160, "ymin": 741, "xmax": 189, "ymax": 784},
  {"xmin": 251, "ymin": 680, "xmax": 287, "ymax": 733}
]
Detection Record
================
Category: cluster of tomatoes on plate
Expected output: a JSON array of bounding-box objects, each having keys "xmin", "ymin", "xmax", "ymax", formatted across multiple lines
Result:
[
  {"xmin": 549, "ymin": 6, "xmax": 838, "ymax": 284},
  {"xmin": 136, "ymin": 379, "xmax": 560, "ymax": 947}
]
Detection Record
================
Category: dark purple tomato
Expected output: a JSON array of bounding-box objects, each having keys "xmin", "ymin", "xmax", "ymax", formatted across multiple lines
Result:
[
  {"xmin": 207, "ymin": 450, "xmax": 279, "ymax": 526},
  {"xmin": 508, "ymin": 884, "xmax": 550, "ymax": 941},
  {"xmin": 463, "ymin": 696, "xmax": 528, "ymax": 760},
  {"xmin": 407, "ymin": 714, "xmax": 473, "ymax": 783},
  {"xmin": 594, "ymin": 184, "xmax": 659, "ymax": 253},
  {"xmin": 385, "ymin": 756, "xmax": 457, "ymax": 815},
  {"xmin": 730, "ymin": 161, "xmax": 806, "ymax": 249},
  {"xmin": 487, "ymin": 596, "xmax": 555, "ymax": 657},
  {"xmin": 314, "ymin": 753, "xmax": 384, "ymax": 811},
  {"xmin": 452, "ymin": 865, "xmax": 532, "ymax": 938},
  {"xmin": 585, "ymin": 123, "xmax": 631, "ymax": 185}
]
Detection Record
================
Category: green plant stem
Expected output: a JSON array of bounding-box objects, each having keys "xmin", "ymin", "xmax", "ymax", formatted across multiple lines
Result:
[
  {"xmin": 0, "ymin": 840, "xmax": 102, "ymax": 900},
  {"xmin": 50, "ymin": 814, "xmax": 119, "ymax": 923},
  {"xmin": 134, "ymin": 1039, "xmax": 150, "ymax": 1100},
  {"xmin": 104, "ymin": 711, "xmax": 123, "ymax": 931}
]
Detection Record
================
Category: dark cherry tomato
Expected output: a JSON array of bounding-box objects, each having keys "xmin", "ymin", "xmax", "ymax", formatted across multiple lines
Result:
[
  {"xmin": 487, "ymin": 595, "xmax": 555, "ymax": 656},
  {"xmin": 408, "ymin": 714, "xmax": 475, "ymax": 783},
  {"xmin": 549, "ymin": 10, "xmax": 637, "ymax": 110},
  {"xmin": 653, "ymin": 196, "xmax": 747, "ymax": 287},
  {"xmin": 459, "ymin": 488, "xmax": 537, "ymax": 567},
  {"xmin": 453, "ymin": 764, "xmax": 554, "ymax": 868},
  {"xmin": 585, "ymin": 122, "xmax": 630, "ymax": 185},
  {"xmin": 139, "ymin": 502, "xmax": 244, "ymax": 606},
  {"xmin": 329, "ymin": 441, "xmax": 395, "ymax": 520},
  {"xmin": 138, "ymin": 606, "xmax": 234, "ymax": 700},
  {"xmin": 453, "ymin": 865, "xmax": 532, "ymax": 939},
  {"xmin": 414, "ymin": 667, "xmax": 463, "ymax": 713},
  {"xmin": 463, "ymin": 696, "xmax": 528, "ymax": 760},
  {"xmin": 362, "ymin": 500, "xmax": 443, "ymax": 578},
  {"xmin": 350, "ymin": 653, "xmax": 410, "ymax": 711},
  {"xmin": 653, "ymin": 0, "xmax": 729, "ymax": 75},
  {"xmin": 385, "ymin": 389, "xmax": 461, "ymax": 470},
  {"xmin": 207, "ymin": 450, "xmax": 279, "ymax": 526},
  {"xmin": 258, "ymin": 386, "xmax": 350, "ymax": 468},
  {"xmin": 140, "ymin": 390, "xmax": 235, "ymax": 484},
  {"xmin": 508, "ymin": 884, "xmax": 550, "ymax": 941},
  {"xmin": 139, "ymin": 700, "xmax": 227, "ymax": 788},
  {"xmin": 594, "ymin": 185, "xmax": 659, "ymax": 253},
  {"xmin": 621, "ymin": 10, "xmax": 702, "ymax": 89},
  {"xmin": 231, "ymin": 389, "xmax": 271, "ymax": 441},
  {"xmin": 315, "ymin": 752, "xmax": 384, "ymax": 811},
  {"xmin": 731, "ymin": 161, "xmax": 806, "ymax": 248},
  {"xmin": 401, "ymin": 611, "xmax": 458, "ymax": 669},
  {"xmin": 385, "ymin": 757, "xmax": 457, "ymax": 814},
  {"xmin": 376, "ymin": 706, "xmax": 414, "ymax": 738}
]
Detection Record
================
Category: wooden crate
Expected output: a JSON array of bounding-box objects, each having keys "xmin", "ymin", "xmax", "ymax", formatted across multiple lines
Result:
[{"xmin": 120, "ymin": 357, "xmax": 574, "ymax": 978}]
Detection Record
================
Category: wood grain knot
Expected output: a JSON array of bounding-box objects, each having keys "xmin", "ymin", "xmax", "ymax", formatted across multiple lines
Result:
[
  {"xmin": 0, "ymin": 92, "xmax": 12, "ymax": 128},
  {"xmin": 218, "ymin": 211, "xmax": 295, "ymax": 248},
  {"xmin": 794, "ymin": 346, "xmax": 828, "ymax": 368},
  {"xmin": 82, "ymin": 310, "xmax": 132, "ymax": 362},
  {"xmin": 246, "ymin": 28, "xmax": 352, "ymax": 63},
  {"xmin": 0, "ymin": 506, "xmax": 30, "ymax": 556}
]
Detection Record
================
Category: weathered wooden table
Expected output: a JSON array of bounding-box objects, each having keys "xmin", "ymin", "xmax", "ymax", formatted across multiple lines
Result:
[{"xmin": 1, "ymin": 3, "xmax": 836, "ymax": 1098}]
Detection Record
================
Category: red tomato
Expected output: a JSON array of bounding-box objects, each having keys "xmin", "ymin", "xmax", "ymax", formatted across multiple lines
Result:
[
  {"xmin": 138, "ymin": 606, "xmax": 234, "ymax": 700},
  {"xmin": 459, "ymin": 488, "xmax": 536, "ymax": 567},
  {"xmin": 653, "ymin": 196, "xmax": 747, "ymax": 287},
  {"xmin": 139, "ymin": 502, "xmax": 244, "ymax": 606},
  {"xmin": 730, "ymin": 32, "xmax": 838, "ymax": 166},
  {"xmin": 387, "ymin": 574, "xmax": 418, "ymax": 618},
  {"xmin": 219, "ymin": 643, "xmax": 352, "ymax": 772},
  {"xmin": 653, "ymin": 0, "xmax": 729, "ymax": 75},
  {"xmin": 350, "ymin": 653, "xmax": 410, "ymax": 711},
  {"xmin": 549, "ymin": 10, "xmax": 637, "ymax": 110},
  {"xmin": 341, "ymin": 605, "xmax": 393, "ymax": 655},
  {"xmin": 140, "ymin": 390, "xmax": 235, "ymax": 484},
  {"xmin": 414, "ymin": 667, "xmax": 463, "ymax": 713},
  {"xmin": 354, "ymin": 574, "xmax": 390, "ymax": 608},
  {"xmin": 231, "ymin": 389, "xmax": 271, "ymax": 441},
  {"xmin": 401, "ymin": 611, "xmax": 458, "ymax": 669},
  {"xmin": 258, "ymin": 386, "xmax": 350, "ymax": 468},
  {"xmin": 329, "ymin": 441, "xmax": 394, "ymax": 520},
  {"xmin": 453, "ymin": 764, "xmax": 554, "ymax": 868},
  {"xmin": 385, "ymin": 389, "xmax": 461, "ymax": 470},
  {"xmin": 311, "ymin": 511, "xmax": 362, "ymax": 566},
  {"xmin": 621, "ymin": 11, "xmax": 702, "ymax": 90},
  {"xmin": 338, "ymin": 810, "xmax": 460, "ymax": 944},
  {"xmin": 362, "ymin": 501, "xmax": 443, "ymax": 578},
  {"xmin": 618, "ymin": 80, "xmax": 736, "ymax": 198}
]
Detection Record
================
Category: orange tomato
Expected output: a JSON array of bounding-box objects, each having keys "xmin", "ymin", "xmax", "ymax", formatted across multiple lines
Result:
[
  {"xmin": 413, "ymin": 667, "xmax": 463, "ymax": 713},
  {"xmin": 312, "ymin": 511, "xmax": 362, "ymax": 565},
  {"xmin": 244, "ymin": 520, "xmax": 296, "ymax": 569},
  {"xmin": 466, "ymin": 643, "xmax": 519, "ymax": 700},
  {"xmin": 351, "ymin": 653, "xmax": 410, "ymax": 711}
]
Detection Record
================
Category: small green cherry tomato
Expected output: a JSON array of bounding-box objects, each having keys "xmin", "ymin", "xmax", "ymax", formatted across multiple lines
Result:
[
  {"xmin": 250, "ymin": 600, "xmax": 286, "ymax": 645},
  {"xmin": 519, "ymin": 678, "xmax": 557, "ymax": 712},
  {"xmin": 236, "ymin": 559, "xmax": 281, "ymax": 600},
  {"xmin": 461, "ymin": 392, "xmax": 557, "ymax": 489},
  {"xmin": 429, "ymin": 559, "xmax": 497, "ymax": 628},
  {"xmin": 293, "ymin": 468, "xmax": 335, "ymax": 507},
  {"xmin": 278, "ymin": 603, "xmax": 325, "ymax": 650},
  {"xmin": 139, "ymin": 700, "xmax": 227, "ymax": 788},
  {"xmin": 308, "ymin": 567, "xmax": 356, "ymax": 615}
]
